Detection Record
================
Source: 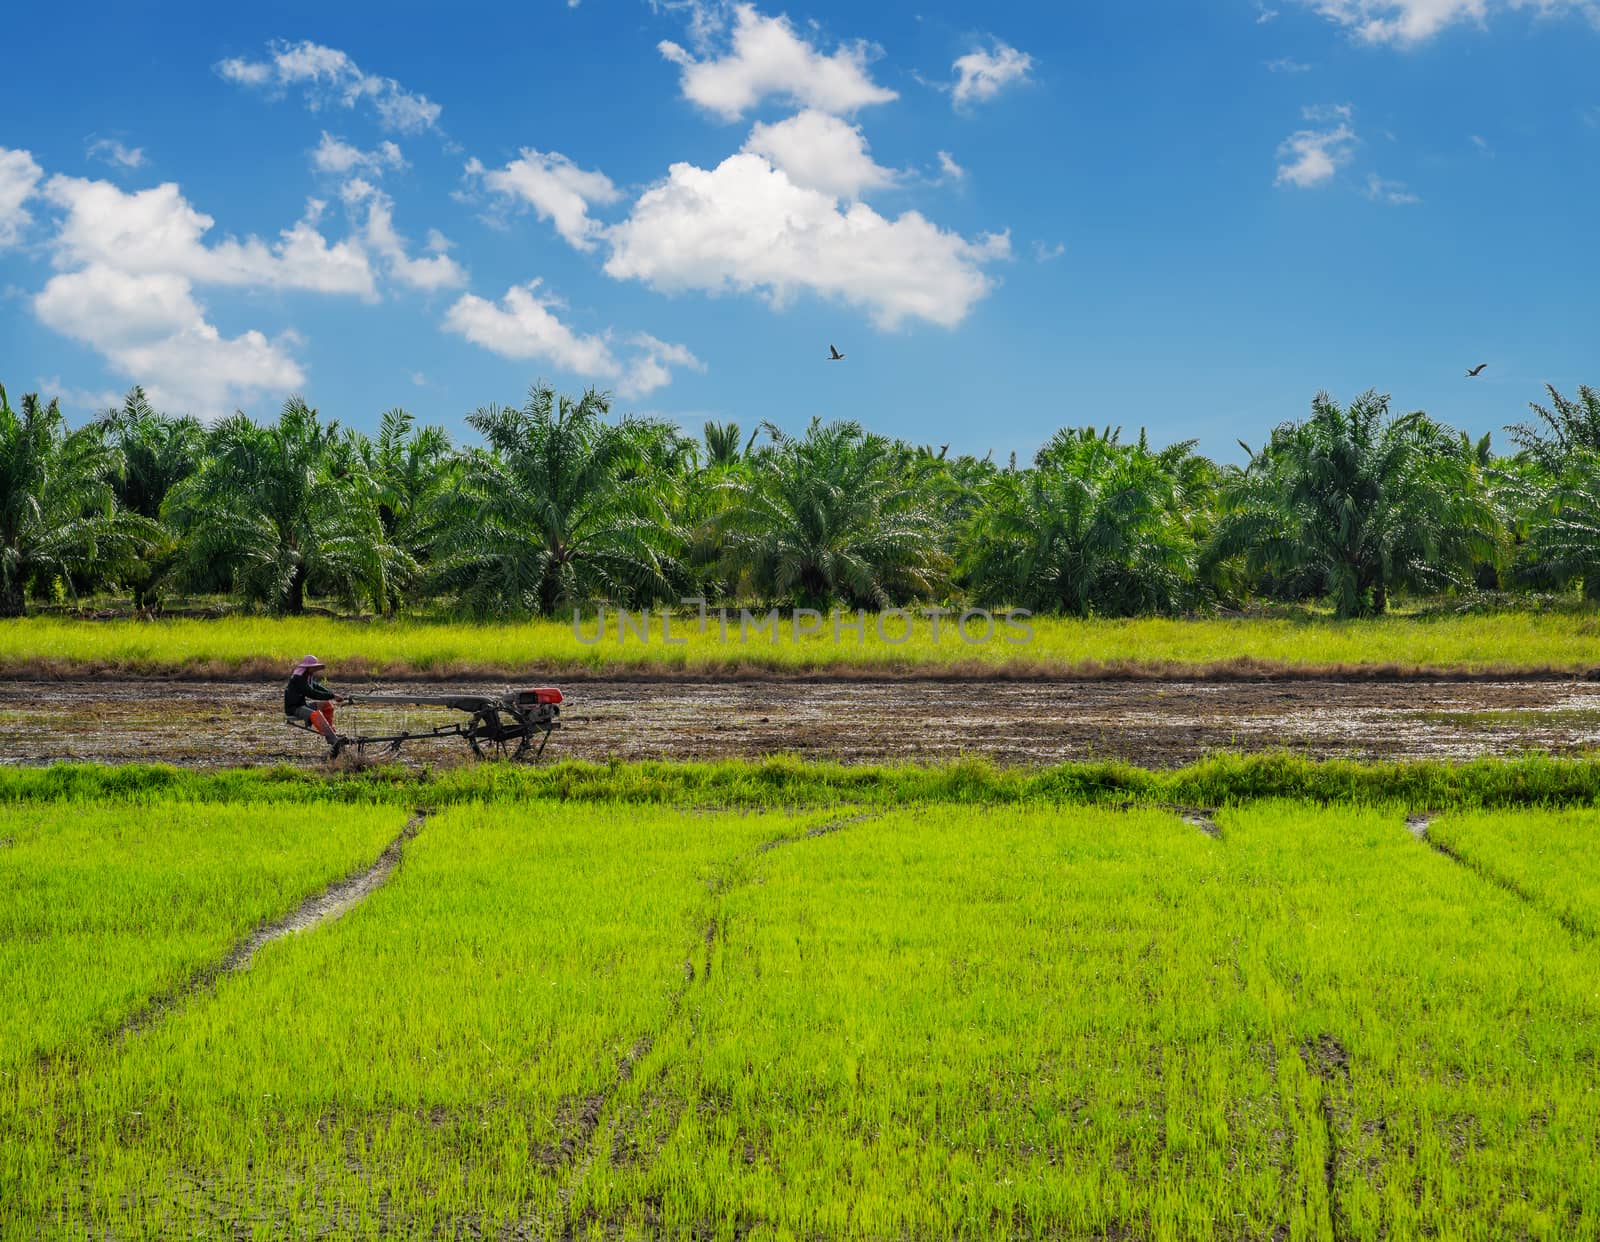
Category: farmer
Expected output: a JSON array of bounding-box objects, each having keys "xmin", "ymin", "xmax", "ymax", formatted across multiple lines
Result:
[{"xmin": 284, "ymin": 656, "xmax": 347, "ymax": 745}]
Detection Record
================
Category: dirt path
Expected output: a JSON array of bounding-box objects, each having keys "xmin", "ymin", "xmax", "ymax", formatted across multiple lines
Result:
[{"xmin": 5, "ymin": 677, "xmax": 1600, "ymax": 768}]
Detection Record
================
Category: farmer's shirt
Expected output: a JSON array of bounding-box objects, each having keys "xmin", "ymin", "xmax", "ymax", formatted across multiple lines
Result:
[{"xmin": 284, "ymin": 672, "xmax": 336, "ymax": 715}]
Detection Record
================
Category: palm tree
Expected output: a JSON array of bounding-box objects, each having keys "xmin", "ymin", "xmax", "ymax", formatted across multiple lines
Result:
[
  {"xmin": 965, "ymin": 428, "xmax": 1201, "ymax": 616},
  {"xmin": 97, "ymin": 387, "xmax": 206, "ymax": 609},
  {"xmin": 165, "ymin": 396, "xmax": 408, "ymax": 614},
  {"xmin": 1506, "ymin": 384, "xmax": 1600, "ymax": 476},
  {"xmin": 1209, "ymin": 391, "xmax": 1499, "ymax": 617},
  {"xmin": 362, "ymin": 407, "xmax": 456, "ymax": 612},
  {"xmin": 0, "ymin": 385, "xmax": 154, "ymax": 616},
  {"xmin": 429, "ymin": 384, "xmax": 685, "ymax": 617},
  {"xmin": 703, "ymin": 421, "xmax": 747, "ymax": 470},
  {"xmin": 1512, "ymin": 448, "xmax": 1600, "ymax": 600},
  {"xmin": 716, "ymin": 418, "xmax": 950, "ymax": 610}
]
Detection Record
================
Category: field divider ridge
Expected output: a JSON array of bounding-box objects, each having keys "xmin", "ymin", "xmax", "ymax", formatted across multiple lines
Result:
[
  {"xmin": 550, "ymin": 807, "xmax": 886, "ymax": 1233},
  {"xmin": 34, "ymin": 809, "xmax": 428, "ymax": 1078},
  {"xmin": 1404, "ymin": 812, "xmax": 1594, "ymax": 940}
]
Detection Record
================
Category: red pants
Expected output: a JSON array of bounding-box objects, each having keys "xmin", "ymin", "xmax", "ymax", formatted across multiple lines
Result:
[{"xmin": 293, "ymin": 702, "xmax": 337, "ymax": 739}]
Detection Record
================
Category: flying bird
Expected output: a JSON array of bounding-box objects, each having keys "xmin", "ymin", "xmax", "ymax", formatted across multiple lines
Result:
[
  {"xmin": 1466, "ymin": 363, "xmax": 1488, "ymax": 377},
  {"xmin": 827, "ymin": 345, "xmax": 845, "ymax": 361}
]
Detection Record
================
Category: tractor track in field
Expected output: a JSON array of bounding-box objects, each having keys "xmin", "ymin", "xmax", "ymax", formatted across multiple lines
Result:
[
  {"xmin": 9, "ymin": 676, "xmax": 1600, "ymax": 769},
  {"xmin": 1405, "ymin": 812, "xmax": 1593, "ymax": 940},
  {"xmin": 35, "ymin": 811, "xmax": 426, "ymax": 1075},
  {"xmin": 1299, "ymin": 1034, "xmax": 1353, "ymax": 1242},
  {"xmin": 549, "ymin": 809, "xmax": 882, "ymax": 1230}
]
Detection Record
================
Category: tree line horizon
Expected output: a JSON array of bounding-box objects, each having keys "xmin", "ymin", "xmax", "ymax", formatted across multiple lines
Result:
[{"xmin": 3, "ymin": 377, "xmax": 1599, "ymax": 622}]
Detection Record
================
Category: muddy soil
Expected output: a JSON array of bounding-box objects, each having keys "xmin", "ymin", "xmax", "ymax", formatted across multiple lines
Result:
[{"xmin": 5, "ymin": 676, "xmax": 1600, "ymax": 769}]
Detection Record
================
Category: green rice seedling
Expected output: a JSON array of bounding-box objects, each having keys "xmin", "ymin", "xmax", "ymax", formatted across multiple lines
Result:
[
  {"xmin": 580, "ymin": 802, "xmax": 1600, "ymax": 1238},
  {"xmin": 1427, "ymin": 807, "xmax": 1600, "ymax": 936},
  {"xmin": 0, "ymin": 800, "xmax": 402, "ymax": 1070},
  {"xmin": 4, "ymin": 785, "xmax": 1599, "ymax": 1239},
  {"xmin": 1210, "ymin": 803, "xmax": 1600, "ymax": 1239},
  {"xmin": 0, "ymin": 800, "xmax": 834, "ymax": 1238}
]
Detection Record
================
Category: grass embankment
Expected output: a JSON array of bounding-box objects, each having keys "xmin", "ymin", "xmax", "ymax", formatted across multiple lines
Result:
[
  {"xmin": 5, "ymin": 791, "xmax": 1597, "ymax": 1237},
  {"xmin": 6, "ymin": 611, "xmax": 1600, "ymax": 679},
  {"xmin": 6, "ymin": 752, "xmax": 1600, "ymax": 811}
]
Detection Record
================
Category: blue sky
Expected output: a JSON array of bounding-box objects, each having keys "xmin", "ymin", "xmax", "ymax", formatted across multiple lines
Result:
[{"xmin": 2, "ymin": 0, "xmax": 1597, "ymax": 462}]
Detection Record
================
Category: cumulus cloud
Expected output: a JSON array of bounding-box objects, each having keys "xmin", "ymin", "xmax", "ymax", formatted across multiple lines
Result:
[
  {"xmin": 0, "ymin": 147, "xmax": 43, "ymax": 248},
  {"xmin": 34, "ymin": 264, "xmax": 305, "ymax": 413},
  {"xmin": 472, "ymin": 149, "xmax": 621, "ymax": 250},
  {"xmin": 86, "ymin": 138, "xmax": 146, "ymax": 169},
  {"xmin": 742, "ymin": 110, "xmax": 896, "ymax": 199},
  {"xmin": 1275, "ymin": 105, "xmax": 1358, "ymax": 187},
  {"xmin": 343, "ymin": 180, "xmax": 467, "ymax": 290},
  {"xmin": 1295, "ymin": 0, "xmax": 1600, "ymax": 45},
  {"xmin": 311, "ymin": 132, "xmax": 404, "ymax": 177},
  {"xmin": 658, "ymin": 3, "xmax": 896, "ymax": 120},
  {"xmin": 43, "ymin": 176, "xmax": 377, "ymax": 297},
  {"xmin": 1033, "ymin": 240, "xmax": 1065, "ymax": 262},
  {"xmin": 28, "ymin": 174, "xmax": 386, "ymax": 416},
  {"xmin": 442, "ymin": 281, "xmax": 701, "ymax": 397},
  {"xmin": 936, "ymin": 150, "xmax": 965, "ymax": 181},
  {"xmin": 217, "ymin": 39, "xmax": 442, "ymax": 132},
  {"xmin": 950, "ymin": 40, "xmax": 1034, "ymax": 108},
  {"xmin": 604, "ymin": 151, "xmax": 1009, "ymax": 329}
]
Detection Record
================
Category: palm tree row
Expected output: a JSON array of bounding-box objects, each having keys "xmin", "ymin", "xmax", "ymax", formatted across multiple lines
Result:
[{"xmin": 3, "ymin": 378, "xmax": 1598, "ymax": 621}]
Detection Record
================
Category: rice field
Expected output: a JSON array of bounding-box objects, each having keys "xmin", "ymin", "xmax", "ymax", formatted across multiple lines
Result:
[
  {"xmin": 4, "ymin": 771, "xmax": 1598, "ymax": 1239},
  {"xmin": 7, "ymin": 609, "xmax": 1600, "ymax": 678}
]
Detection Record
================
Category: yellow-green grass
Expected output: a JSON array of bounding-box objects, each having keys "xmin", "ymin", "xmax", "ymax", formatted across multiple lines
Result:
[
  {"xmin": 0, "ymin": 800, "xmax": 403, "ymax": 1070},
  {"xmin": 4, "ymin": 792, "xmax": 1598, "ymax": 1238},
  {"xmin": 6, "ymin": 610, "xmax": 1600, "ymax": 679}
]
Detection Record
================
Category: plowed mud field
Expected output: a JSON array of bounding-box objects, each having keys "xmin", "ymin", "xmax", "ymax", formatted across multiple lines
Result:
[{"xmin": 5, "ymin": 676, "xmax": 1600, "ymax": 767}]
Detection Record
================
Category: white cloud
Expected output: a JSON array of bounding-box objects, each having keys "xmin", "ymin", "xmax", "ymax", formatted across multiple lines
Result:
[
  {"xmin": 622, "ymin": 333, "xmax": 708, "ymax": 398},
  {"xmin": 352, "ymin": 185, "xmax": 468, "ymax": 290},
  {"xmin": 1275, "ymin": 106, "xmax": 1358, "ymax": 187},
  {"xmin": 0, "ymin": 147, "xmax": 43, "ymax": 248},
  {"xmin": 28, "ymin": 173, "xmax": 385, "ymax": 416},
  {"xmin": 36, "ymin": 376, "xmax": 122, "ymax": 413},
  {"xmin": 86, "ymin": 138, "xmax": 146, "ymax": 169},
  {"xmin": 1365, "ymin": 172, "xmax": 1421, "ymax": 203},
  {"xmin": 217, "ymin": 39, "xmax": 442, "ymax": 132},
  {"xmin": 604, "ymin": 151, "xmax": 1008, "ymax": 329},
  {"xmin": 951, "ymin": 40, "xmax": 1034, "ymax": 108},
  {"xmin": 473, "ymin": 149, "xmax": 621, "ymax": 250},
  {"xmin": 311, "ymin": 132, "xmax": 404, "ymax": 177},
  {"xmin": 43, "ymin": 176, "xmax": 377, "ymax": 297},
  {"xmin": 650, "ymin": 0, "xmax": 733, "ymax": 49},
  {"xmin": 442, "ymin": 281, "xmax": 699, "ymax": 397},
  {"xmin": 1266, "ymin": 57, "xmax": 1313, "ymax": 72},
  {"xmin": 742, "ymin": 110, "xmax": 896, "ymax": 199},
  {"xmin": 34, "ymin": 264, "xmax": 304, "ymax": 414},
  {"xmin": 1032, "ymin": 240, "xmax": 1065, "ymax": 262},
  {"xmin": 1296, "ymin": 0, "xmax": 1600, "ymax": 45},
  {"xmin": 658, "ymin": 3, "xmax": 896, "ymax": 120},
  {"xmin": 936, "ymin": 150, "xmax": 965, "ymax": 181}
]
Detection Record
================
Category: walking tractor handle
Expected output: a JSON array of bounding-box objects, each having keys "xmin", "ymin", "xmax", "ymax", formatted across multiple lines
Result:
[{"xmin": 307, "ymin": 687, "xmax": 564, "ymax": 762}]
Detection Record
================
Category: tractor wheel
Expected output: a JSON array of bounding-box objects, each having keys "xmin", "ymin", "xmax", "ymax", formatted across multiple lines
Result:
[{"xmin": 467, "ymin": 710, "xmax": 535, "ymax": 762}]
